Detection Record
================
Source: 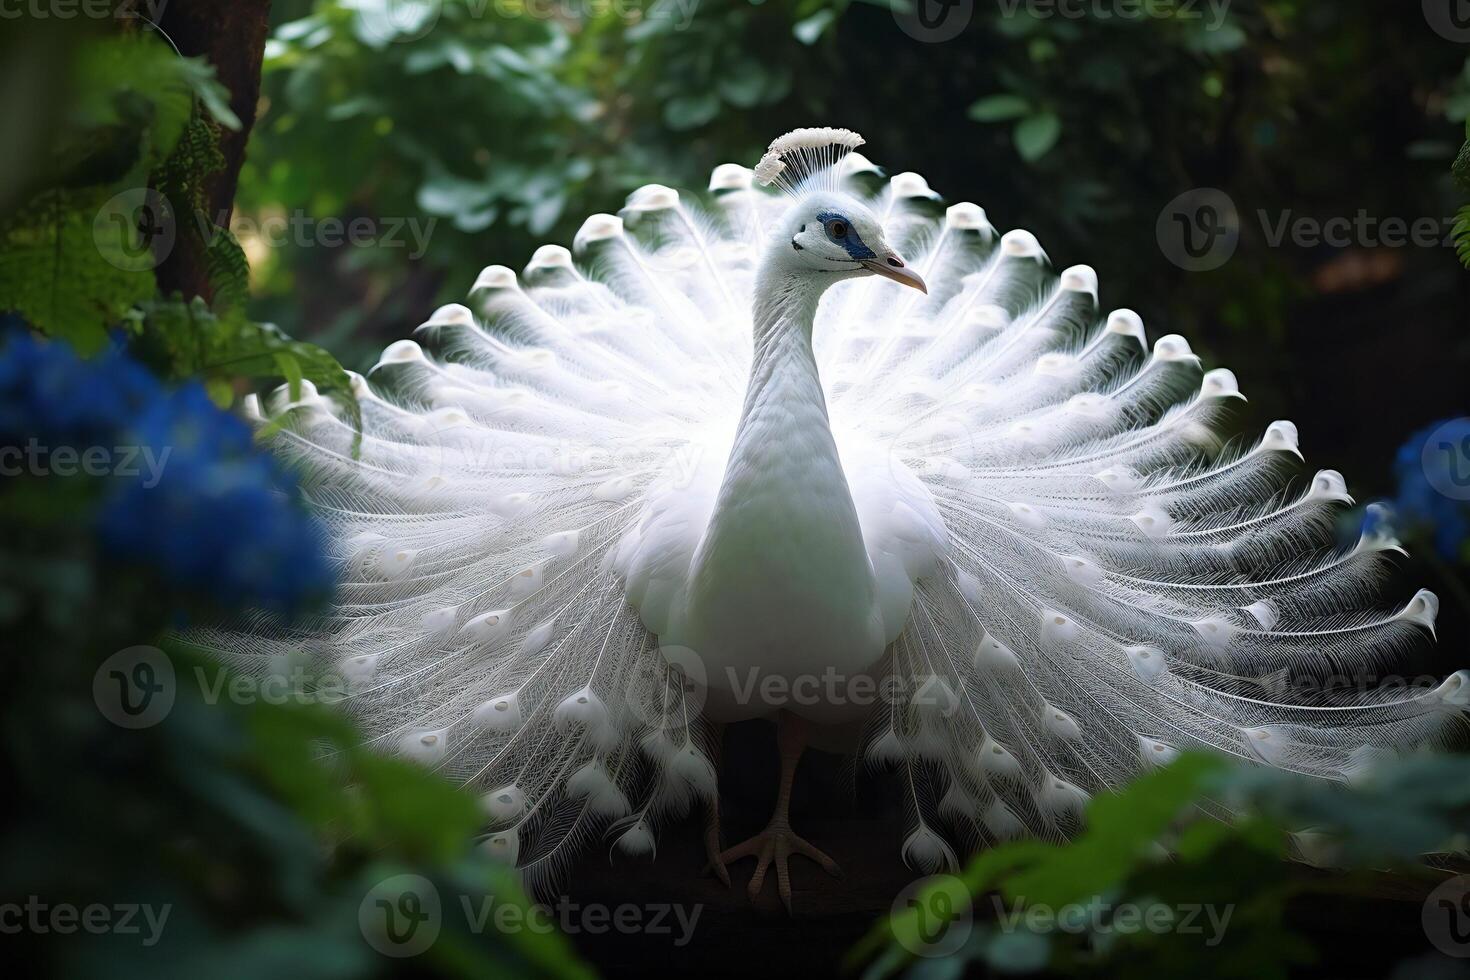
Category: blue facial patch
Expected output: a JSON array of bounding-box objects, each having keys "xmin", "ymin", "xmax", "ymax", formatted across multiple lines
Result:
[{"xmin": 816, "ymin": 210, "xmax": 876, "ymax": 261}]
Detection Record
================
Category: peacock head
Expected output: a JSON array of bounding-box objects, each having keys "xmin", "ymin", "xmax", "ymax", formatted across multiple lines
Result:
[
  {"xmin": 754, "ymin": 127, "xmax": 926, "ymax": 294},
  {"xmin": 776, "ymin": 191, "xmax": 927, "ymax": 293}
]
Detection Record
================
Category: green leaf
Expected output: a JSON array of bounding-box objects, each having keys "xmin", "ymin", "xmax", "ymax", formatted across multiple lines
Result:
[
  {"xmin": 136, "ymin": 296, "xmax": 361, "ymax": 447},
  {"xmin": 273, "ymin": 350, "xmax": 304, "ymax": 401},
  {"xmin": 205, "ymin": 226, "xmax": 252, "ymax": 315},
  {"xmin": 719, "ymin": 64, "xmax": 770, "ymax": 109},
  {"xmin": 1003, "ymin": 753, "xmax": 1226, "ymax": 906},
  {"xmin": 663, "ymin": 92, "xmax": 720, "ymax": 130},
  {"xmin": 1014, "ymin": 112, "xmax": 1062, "ymax": 162},
  {"xmin": 1455, "ymin": 204, "xmax": 1470, "ymax": 270},
  {"xmin": 1184, "ymin": 21, "xmax": 1247, "ymax": 54},
  {"xmin": 416, "ymin": 172, "xmax": 495, "ymax": 216},
  {"xmin": 0, "ymin": 187, "xmax": 157, "ymax": 352},
  {"xmin": 1453, "ymin": 139, "xmax": 1470, "ymax": 193},
  {"xmin": 794, "ymin": 9, "xmax": 837, "ymax": 45},
  {"xmin": 968, "ymin": 95, "xmax": 1032, "ymax": 122},
  {"xmin": 205, "ymin": 377, "xmax": 235, "ymax": 408}
]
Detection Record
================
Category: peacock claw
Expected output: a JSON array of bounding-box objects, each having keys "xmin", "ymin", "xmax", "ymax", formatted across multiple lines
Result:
[
  {"xmin": 718, "ymin": 822, "xmax": 842, "ymax": 914},
  {"xmin": 702, "ymin": 856, "xmax": 731, "ymax": 887},
  {"xmin": 703, "ymin": 826, "xmax": 731, "ymax": 887}
]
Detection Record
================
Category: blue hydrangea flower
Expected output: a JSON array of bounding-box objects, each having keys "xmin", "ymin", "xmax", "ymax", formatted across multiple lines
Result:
[
  {"xmin": 1377, "ymin": 417, "xmax": 1470, "ymax": 562},
  {"xmin": 0, "ymin": 328, "xmax": 335, "ymax": 613}
]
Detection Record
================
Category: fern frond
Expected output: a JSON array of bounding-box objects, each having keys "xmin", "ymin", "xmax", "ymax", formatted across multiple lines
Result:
[{"xmin": 1454, "ymin": 203, "xmax": 1470, "ymax": 270}]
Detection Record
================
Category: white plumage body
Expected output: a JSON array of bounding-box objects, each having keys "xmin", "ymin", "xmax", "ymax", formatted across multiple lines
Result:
[
  {"xmin": 194, "ymin": 130, "xmax": 1466, "ymax": 887},
  {"xmin": 618, "ymin": 258, "xmax": 944, "ymax": 726}
]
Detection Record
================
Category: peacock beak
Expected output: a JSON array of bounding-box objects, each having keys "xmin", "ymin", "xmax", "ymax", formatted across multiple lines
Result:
[{"xmin": 861, "ymin": 253, "xmax": 927, "ymax": 293}]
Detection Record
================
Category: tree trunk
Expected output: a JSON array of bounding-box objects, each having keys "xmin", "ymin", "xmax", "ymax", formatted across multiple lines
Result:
[{"xmin": 152, "ymin": 0, "xmax": 273, "ymax": 304}]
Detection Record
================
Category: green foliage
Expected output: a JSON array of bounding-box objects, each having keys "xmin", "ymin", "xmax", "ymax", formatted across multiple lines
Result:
[
  {"xmin": 0, "ymin": 33, "xmax": 228, "ymax": 350},
  {"xmin": 243, "ymin": 1, "xmax": 1470, "ymax": 388},
  {"xmin": 0, "ymin": 187, "xmax": 157, "ymax": 353},
  {"xmin": 854, "ymin": 753, "xmax": 1470, "ymax": 980},
  {"xmin": 132, "ymin": 296, "xmax": 361, "ymax": 436},
  {"xmin": 0, "ymin": 27, "xmax": 359, "ymax": 431},
  {"xmin": 0, "ymin": 372, "xmax": 581, "ymax": 978},
  {"xmin": 2, "ymin": 604, "xmax": 588, "ymax": 978},
  {"xmin": 1455, "ymin": 204, "xmax": 1470, "ymax": 270},
  {"xmin": 242, "ymin": 0, "xmax": 857, "ymax": 363}
]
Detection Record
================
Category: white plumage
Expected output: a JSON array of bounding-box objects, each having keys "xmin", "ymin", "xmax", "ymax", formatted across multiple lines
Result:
[{"xmin": 202, "ymin": 127, "xmax": 1464, "ymax": 902}]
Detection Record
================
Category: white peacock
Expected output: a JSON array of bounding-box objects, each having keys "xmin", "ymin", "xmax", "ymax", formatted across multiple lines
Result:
[{"xmin": 196, "ymin": 127, "xmax": 1465, "ymax": 912}]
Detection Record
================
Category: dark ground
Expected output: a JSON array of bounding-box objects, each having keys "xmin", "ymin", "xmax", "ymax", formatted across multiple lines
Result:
[{"xmin": 561, "ymin": 722, "xmax": 1463, "ymax": 979}]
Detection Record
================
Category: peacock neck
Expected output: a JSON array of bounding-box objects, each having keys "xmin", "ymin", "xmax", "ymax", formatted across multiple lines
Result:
[
  {"xmin": 686, "ymin": 258, "xmax": 877, "ymax": 641},
  {"xmin": 741, "ymin": 269, "xmax": 830, "ymax": 434}
]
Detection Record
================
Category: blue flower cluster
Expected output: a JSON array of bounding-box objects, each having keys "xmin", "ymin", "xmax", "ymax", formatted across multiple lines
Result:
[
  {"xmin": 1379, "ymin": 417, "xmax": 1470, "ymax": 562},
  {"xmin": 0, "ymin": 325, "xmax": 335, "ymax": 613}
]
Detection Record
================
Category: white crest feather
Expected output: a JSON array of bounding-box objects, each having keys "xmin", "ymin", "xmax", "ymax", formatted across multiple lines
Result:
[{"xmin": 753, "ymin": 126, "xmax": 866, "ymax": 195}]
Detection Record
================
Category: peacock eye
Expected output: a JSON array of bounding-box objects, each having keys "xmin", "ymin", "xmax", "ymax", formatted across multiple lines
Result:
[{"xmin": 825, "ymin": 218, "xmax": 848, "ymax": 240}]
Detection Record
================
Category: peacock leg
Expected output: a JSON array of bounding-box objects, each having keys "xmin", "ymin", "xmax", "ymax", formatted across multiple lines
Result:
[
  {"xmin": 717, "ymin": 711, "xmax": 841, "ymax": 913},
  {"xmin": 703, "ymin": 721, "xmax": 729, "ymax": 886}
]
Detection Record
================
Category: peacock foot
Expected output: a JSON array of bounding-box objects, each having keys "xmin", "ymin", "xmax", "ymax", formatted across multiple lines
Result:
[
  {"xmin": 704, "ymin": 805, "xmax": 730, "ymax": 887},
  {"xmin": 717, "ymin": 820, "xmax": 842, "ymax": 913}
]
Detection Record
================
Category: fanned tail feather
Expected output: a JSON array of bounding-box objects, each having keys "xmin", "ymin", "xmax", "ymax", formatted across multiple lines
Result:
[{"xmin": 181, "ymin": 145, "xmax": 1464, "ymax": 889}]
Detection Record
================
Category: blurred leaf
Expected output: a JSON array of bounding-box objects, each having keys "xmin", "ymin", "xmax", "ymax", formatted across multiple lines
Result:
[
  {"xmin": 1014, "ymin": 112, "xmax": 1061, "ymax": 162},
  {"xmin": 794, "ymin": 9, "xmax": 837, "ymax": 45},
  {"xmin": 1455, "ymin": 204, "xmax": 1470, "ymax": 270},
  {"xmin": 1003, "ymin": 753, "xmax": 1226, "ymax": 906},
  {"xmin": 968, "ymin": 95, "xmax": 1032, "ymax": 122},
  {"xmin": 663, "ymin": 92, "xmax": 720, "ymax": 130},
  {"xmin": 0, "ymin": 188, "xmax": 156, "ymax": 352},
  {"xmin": 1184, "ymin": 21, "xmax": 1248, "ymax": 54}
]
